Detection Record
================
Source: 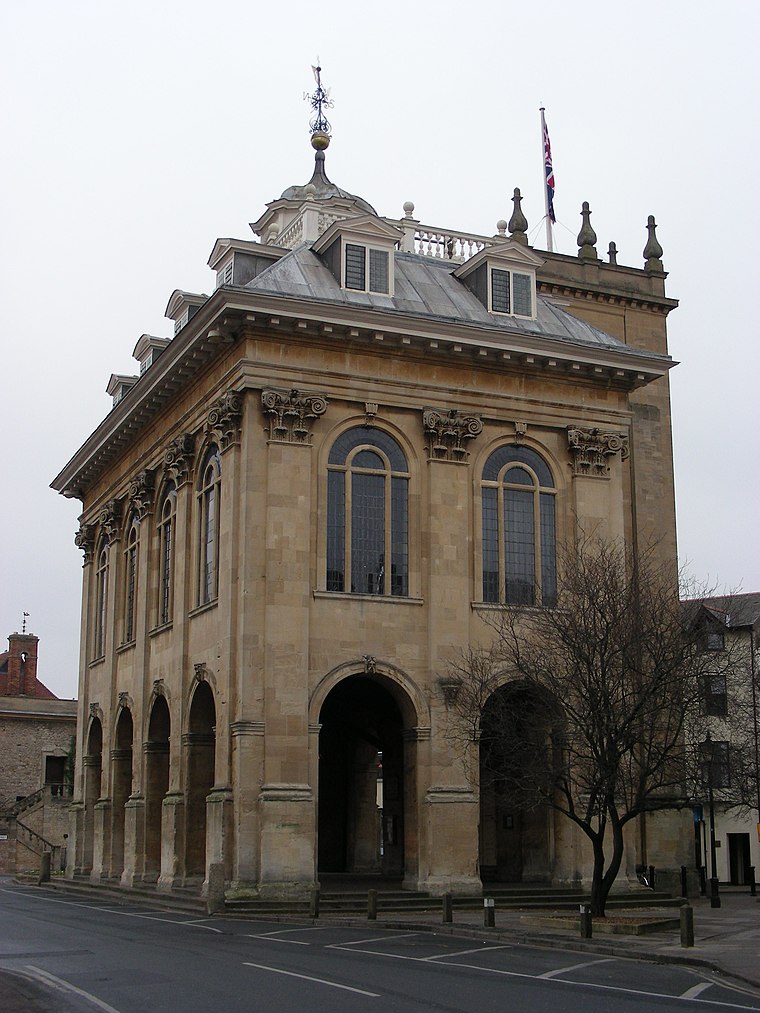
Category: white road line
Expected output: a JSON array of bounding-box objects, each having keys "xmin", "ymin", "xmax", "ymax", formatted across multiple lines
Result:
[
  {"xmin": 539, "ymin": 957, "xmax": 616, "ymax": 979},
  {"xmin": 0, "ymin": 888, "xmax": 221, "ymax": 931},
  {"xmin": 243, "ymin": 961, "xmax": 379, "ymax": 997},
  {"xmin": 681, "ymin": 981, "xmax": 716, "ymax": 999},
  {"xmin": 26, "ymin": 965, "xmax": 122, "ymax": 1013},
  {"xmin": 328, "ymin": 932, "xmax": 420, "ymax": 948},
  {"xmin": 425, "ymin": 944, "xmax": 512, "ymax": 961},
  {"xmin": 245, "ymin": 934, "xmax": 310, "ymax": 945}
]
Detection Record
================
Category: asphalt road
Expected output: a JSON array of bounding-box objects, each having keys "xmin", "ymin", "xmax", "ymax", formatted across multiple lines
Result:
[{"xmin": 1, "ymin": 882, "xmax": 759, "ymax": 1012}]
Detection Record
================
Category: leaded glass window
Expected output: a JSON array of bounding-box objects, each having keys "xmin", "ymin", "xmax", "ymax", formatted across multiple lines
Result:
[
  {"xmin": 343, "ymin": 244, "xmax": 390, "ymax": 294},
  {"xmin": 197, "ymin": 446, "xmax": 221, "ymax": 606},
  {"xmin": 157, "ymin": 482, "xmax": 176, "ymax": 626},
  {"xmin": 489, "ymin": 267, "xmax": 534, "ymax": 318},
  {"xmin": 481, "ymin": 445, "xmax": 556, "ymax": 606},
  {"xmin": 327, "ymin": 428, "xmax": 409, "ymax": 596},
  {"xmin": 123, "ymin": 514, "xmax": 140, "ymax": 643}
]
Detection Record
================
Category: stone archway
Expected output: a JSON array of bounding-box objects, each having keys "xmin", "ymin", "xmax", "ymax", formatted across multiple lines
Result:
[
  {"xmin": 144, "ymin": 696, "xmax": 170, "ymax": 882},
  {"xmin": 317, "ymin": 674, "xmax": 414, "ymax": 881},
  {"xmin": 479, "ymin": 682, "xmax": 560, "ymax": 884},
  {"xmin": 82, "ymin": 717, "xmax": 103, "ymax": 874},
  {"xmin": 110, "ymin": 708, "xmax": 133, "ymax": 879},
  {"xmin": 184, "ymin": 681, "xmax": 215, "ymax": 880}
]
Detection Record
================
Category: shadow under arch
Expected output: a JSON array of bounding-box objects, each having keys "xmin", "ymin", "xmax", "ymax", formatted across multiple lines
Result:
[
  {"xmin": 184, "ymin": 678, "xmax": 216, "ymax": 880},
  {"xmin": 82, "ymin": 714, "xmax": 103, "ymax": 875},
  {"xmin": 479, "ymin": 677, "xmax": 565, "ymax": 885},
  {"xmin": 312, "ymin": 661, "xmax": 429, "ymax": 887}
]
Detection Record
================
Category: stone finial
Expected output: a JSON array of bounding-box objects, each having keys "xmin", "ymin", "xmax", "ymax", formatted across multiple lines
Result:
[
  {"xmin": 508, "ymin": 188, "xmax": 529, "ymax": 245},
  {"xmin": 402, "ymin": 201, "xmax": 416, "ymax": 219},
  {"xmin": 643, "ymin": 214, "xmax": 664, "ymax": 272},
  {"xmin": 495, "ymin": 219, "xmax": 507, "ymax": 238},
  {"xmin": 577, "ymin": 202, "xmax": 598, "ymax": 260},
  {"xmin": 608, "ymin": 241, "xmax": 618, "ymax": 266}
]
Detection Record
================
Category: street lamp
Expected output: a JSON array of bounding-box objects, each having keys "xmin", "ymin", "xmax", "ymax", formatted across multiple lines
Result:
[{"xmin": 703, "ymin": 730, "xmax": 721, "ymax": 909}]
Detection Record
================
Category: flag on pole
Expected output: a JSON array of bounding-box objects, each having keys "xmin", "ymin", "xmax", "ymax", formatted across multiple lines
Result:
[{"xmin": 542, "ymin": 110, "xmax": 556, "ymax": 224}]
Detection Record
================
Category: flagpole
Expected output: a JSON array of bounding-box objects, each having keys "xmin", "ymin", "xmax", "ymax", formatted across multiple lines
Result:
[{"xmin": 540, "ymin": 106, "xmax": 554, "ymax": 253}]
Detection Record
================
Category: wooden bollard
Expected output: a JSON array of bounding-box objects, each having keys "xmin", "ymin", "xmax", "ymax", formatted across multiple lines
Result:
[
  {"xmin": 580, "ymin": 904, "xmax": 592, "ymax": 938},
  {"xmin": 368, "ymin": 888, "xmax": 377, "ymax": 920},
  {"xmin": 484, "ymin": 897, "xmax": 495, "ymax": 928},
  {"xmin": 680, "ymin": 904, "xmax": 694, "ymax": 948},
  {"xmin": 442, "ymin": 892, "xmax": 452, "ymax": 924}
]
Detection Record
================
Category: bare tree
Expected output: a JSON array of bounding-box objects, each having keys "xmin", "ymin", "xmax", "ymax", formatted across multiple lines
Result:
[{"xmin": 445, "ymin": 540, "xmax": 738, "ymax": 916}]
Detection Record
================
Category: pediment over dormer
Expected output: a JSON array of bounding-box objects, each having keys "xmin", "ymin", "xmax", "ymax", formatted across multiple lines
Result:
[{"xmin": 313, "ymin": 215, "xmax": 402, "ymax": 297}]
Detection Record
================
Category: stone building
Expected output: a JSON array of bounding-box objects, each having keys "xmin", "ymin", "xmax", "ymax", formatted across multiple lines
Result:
[
  {"xmin": 52, "ymin": 116, "xmax": 690, "ymax": 898},
  {"xmin": 0, "ymin": 631, "xmax": 77, "ymax": 873}
]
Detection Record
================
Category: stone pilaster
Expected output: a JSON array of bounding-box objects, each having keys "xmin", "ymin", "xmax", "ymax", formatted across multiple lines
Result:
[
  {"xmin": 231, "ymin": 722, "xmax": 264, "ymax": 886},
  {"xmin": 90, "ymin": 798, "xmax": 112, "ymax": 883},
  {"xmin": 158, "ymin": 791, "xmax": 186, "ymax": 891},
  {"xmin": 121, "ymin": 794, "xmax": 145, "ymax": 887}
]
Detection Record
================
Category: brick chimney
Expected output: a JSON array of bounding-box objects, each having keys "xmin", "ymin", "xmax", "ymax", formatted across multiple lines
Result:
[{"xmin": 5, "ymin": 633, "xmax": 39, "ymax": 696}]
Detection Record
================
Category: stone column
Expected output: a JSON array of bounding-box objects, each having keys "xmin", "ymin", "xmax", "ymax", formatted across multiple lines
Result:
[
  {"xmin": 158, "ymin": 791, "xmax": 186, "ymax": 892},
  {"xmin": 90, "ymin": 798, "xmax": 112, "ymax": 883},
  {"xmin": 256, "ymin": 389, "xmax": 327, "ymax": 899},
  {"xmin": 121, "ymin": 794, "xmax": 146, "ymax": 887},
  {"xmin": 420, "ymin": 409, "xmax": 482, "ymax": 893}
]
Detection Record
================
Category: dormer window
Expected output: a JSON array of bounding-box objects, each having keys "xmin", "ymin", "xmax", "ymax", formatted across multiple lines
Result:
[
  {"xmin": 345, "ymin": 244, "xmax": 389, "ymax": 294},
  {"xmin": 313, "ymin": 215, "xmax": 402, "ymax": 298},
  {"xmin": 454, "ymin": 242, "xmax": 543, "ymax": 321},
  {"xmin": 490, "ymin": 268, "xmax": 533, "ymax": 317}
]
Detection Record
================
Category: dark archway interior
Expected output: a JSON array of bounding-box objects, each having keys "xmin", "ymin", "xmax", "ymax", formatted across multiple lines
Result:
[
  {"xmin": 83, "ymin": 718, "xmax": 103, "ymax": 873},
  {"xmin": 185, "ymin": 682, "xmax": 215, "ymax": 878},
  {"xmin": 145, "ymin": 695, "xmax": 170, "ymax": 880},
  {"xmin": 479, "ymin": 683, "xmax": 557, "ymax": 883},
  {"xmin": 318, "ymin": 677, "xmax": 404, "ymax": 877},
  {"xmin": 111, "ymin": 708, "xmax": 133, "ymax": 878}
]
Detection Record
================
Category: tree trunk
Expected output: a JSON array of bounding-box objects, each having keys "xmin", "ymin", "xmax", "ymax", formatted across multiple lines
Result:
[{"xmin": 589, "ymin": 835, "xmax": 607, "ymax": 917}]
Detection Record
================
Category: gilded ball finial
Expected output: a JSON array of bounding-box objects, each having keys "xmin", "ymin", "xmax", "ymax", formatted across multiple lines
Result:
[{"xmin": 311, "ymin": 130, "xmax": 331, "ymax": 151}]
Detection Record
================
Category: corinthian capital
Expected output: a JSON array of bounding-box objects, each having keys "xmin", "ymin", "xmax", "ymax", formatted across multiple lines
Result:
[
  {"xmin": 567, "ymin": 426, "xmax": 629, "ymax": 477},
  {"xmin": 261, "ymin": 388, "xmax": 328, "ymax": 444},
  {"xmin": 423, "ymin": 407, "xmax": 483, "ymax": 462}
]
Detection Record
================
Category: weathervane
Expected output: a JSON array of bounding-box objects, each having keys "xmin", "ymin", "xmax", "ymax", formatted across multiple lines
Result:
[
  {"xmin": 304, "ymin": 62, "xmax": 333, "ymax": 143},
  {"xmin": 22, "ymin": 611, "xmax": 29, "ymax": 634}
]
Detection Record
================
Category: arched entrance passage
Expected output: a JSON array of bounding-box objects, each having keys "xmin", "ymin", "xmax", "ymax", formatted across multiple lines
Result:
[
  {"xmin": 479, "ymin": 682, "xmax": 561, "ymax": 883},
  {"xmin": 82, "ymin": 717, "xmax": 103, "ymax": 874},
  {"xmin": 144, "ymin": 695, "xmax": 170, "ymax": 881},
  {"xmin": 184, "ymin": 681, "xmax": 215, "ymax": 879},
  {"xmin": 318, "ymin": 675, "xmax": 411, "ymax": 879},
  {"xmin": 110, "ymin": 708, "xmax": 133, "ymax": 879}
]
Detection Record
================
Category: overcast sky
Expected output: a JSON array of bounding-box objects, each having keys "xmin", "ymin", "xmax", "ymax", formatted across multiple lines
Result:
[{"xmin": 2, "ymin": 1, "xmax": 758, "ymax": 698}]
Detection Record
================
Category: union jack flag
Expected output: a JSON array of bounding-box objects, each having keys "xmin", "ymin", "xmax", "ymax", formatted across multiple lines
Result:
[{"xmin": 543, "ymin": 114, "xmax": 556, "ymax": 224}]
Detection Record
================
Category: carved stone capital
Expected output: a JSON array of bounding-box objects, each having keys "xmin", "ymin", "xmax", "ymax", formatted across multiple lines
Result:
[
  {"xmin": 567, "ymin": 426, "xmax": 629, "ymax": 477},
  {"xmin": 128, "ymin": 469, "xmax": 155, "ymax": 519},
  {"xmin": 206, "ymin": 391, "xmax": 243, "ymax": 451},
  {"xmin": 261, "ymin": 388, "xmax": 328, "ymax": 444},
  {"xmin": 99, "ymin": 499, "xmax": 123, "ymax": 542},
  {"xmin": 75, "ymin": 523, "xmax": 96, "ymax": 565},
  {"xmin": 163, "ymin": 432, "xmax": 195, "ymax": 487},
  {"xmin": 423, "ymin": 408, "xmax": 483, "ymax": 462}
]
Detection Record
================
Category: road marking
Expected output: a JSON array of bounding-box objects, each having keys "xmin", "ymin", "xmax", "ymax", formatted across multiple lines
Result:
[
  {"xmin": 681, "ymin": 981, "xmax": 715, "ymax": 999},
  {"xmin": 243, "ymin": 961, "xmax": 379, "ymax": 996},
  {"xmin": 539, "ymin": 957, "xmax": 616, "ymax": 979},
  {"xmin": 245, "ymin": 934, "xmax": 310, "ymax": 945},
  {"xmin": 0, "ymin": 888, "xmax": 221, "ymax": 931},
  {"xmin": 26, "ymin": 965, "xmax": 122, "ymax": 1013},
  {"xmin": 425, "ymin": 944, "xmax": 512, "ymax": 961},
  {"xmin": 328, "ymin": 932, "xmax": 420, "ymax": 948}
]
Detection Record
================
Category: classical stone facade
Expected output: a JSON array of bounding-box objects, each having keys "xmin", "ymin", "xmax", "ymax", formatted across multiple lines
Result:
[{"xmin": 53, "ymin": 126, "xmax": 690, "ymax": 898}]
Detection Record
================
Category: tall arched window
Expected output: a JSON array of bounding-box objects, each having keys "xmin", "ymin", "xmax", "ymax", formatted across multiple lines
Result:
[
  {"xmin": 157, "ymin": 481, "xmax": 176, "ymax": 626},
  {"xmin": 123, "ymin": 513, "xmax": 140, "ymax": 643},
  {"xmin": 197, "ymin": 446, "xmax": 221, "ymax": 605},
  {"xmin": 481, "ymin": 445, "xmax": 556, "ymax": 606},
  {"xmin": 327, "ymin": 428, "xmax": 409, "ymax": 596},
  {"xmin": 93, "ymin": 539, "xmax": 109, "ymax": 659}
]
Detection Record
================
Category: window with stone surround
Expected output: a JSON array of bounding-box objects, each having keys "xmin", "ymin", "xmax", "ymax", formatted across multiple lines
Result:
[
  {"xmin": 481, "ymin": 445, "xmax": 556, "ymax": 607},
  {"xmin": 327, "ymin": 428, "xmax": 408, "ymax": 596},
  {"xmin": 197, "ymin": 446, "xmax": 221, "ymax": 606},
  {"xmin": 122, "ymin": 513, "xmax": 140, "ymax": 643},
  {"xmin": 93, "ymin": 539, "xmax": 109, "ymax": 660},
  {"xmin": 157, "ymin": 481, "xmax": 176, "ymax": 626}
]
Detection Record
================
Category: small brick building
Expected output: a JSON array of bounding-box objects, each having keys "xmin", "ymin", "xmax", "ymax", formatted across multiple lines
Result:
[{"xmin": 0, "ymin": 631, "xmax": 77, "ymax": 873}]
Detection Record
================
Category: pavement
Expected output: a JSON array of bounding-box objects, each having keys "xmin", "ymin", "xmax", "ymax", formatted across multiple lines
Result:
[{"xmin": 1, "ymin": 880, "xmax": 758, "ymax": 1009}]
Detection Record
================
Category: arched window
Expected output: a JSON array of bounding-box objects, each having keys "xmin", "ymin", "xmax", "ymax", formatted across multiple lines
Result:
[
  {"xmin": 94, "ymin": 539, "xmax": 109, "ymax": 659},
  {"xmin": 197, "ymin": 447, "xmax": 221, "ymax": 605},
  {"xmin": 327, "ymin": 428, "xmax": 409, "ymax": 596},
  {"xmin": 481, "ymin": 445, "xmax": 556, "ymax": 606},
  {"xmin": 123, "ymin": 513, "xmax": 140, "ymax": 643},
  {"xmin": 157, "ymin": 482, "xmax": 176, "ymax": 626}
]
